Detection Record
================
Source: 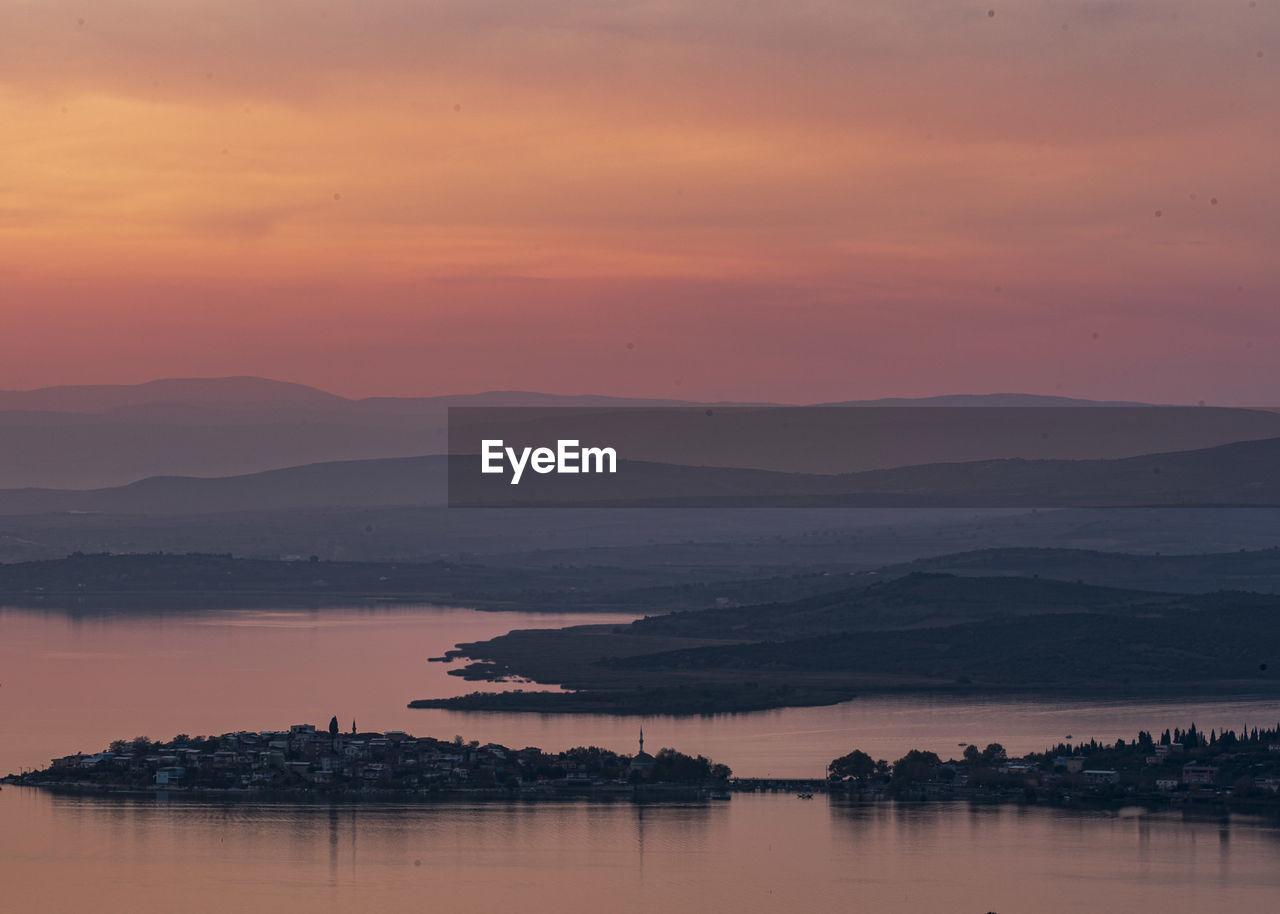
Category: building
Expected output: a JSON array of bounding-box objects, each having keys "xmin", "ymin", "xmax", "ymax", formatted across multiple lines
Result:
[
  {"xmin": 1082, "ymin": 769, "xmax": 1119, "ymax": 785},
  {"xmin": 155, "ymin": 767, "xmax": 186, "ymax": 785},
  {"xmin": 1181, "ymin": 763, "xmax": 1219, "ymax": 787},
  {"xmin": 629, "ymin": 728, "xmax": 655, "ymax": 776}
]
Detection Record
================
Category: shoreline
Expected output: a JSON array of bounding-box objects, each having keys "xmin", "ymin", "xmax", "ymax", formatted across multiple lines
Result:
[
  {"xmin": 1, "ymin": 777, "xmax": 721, "ymax": 803},
  {"xmin": 410, "ymin": 682, "xmax": 1280, "ymax": 716},
  {"xmin": 7, "ymin": 778, "xmax": 1280, "ymax": 818}
]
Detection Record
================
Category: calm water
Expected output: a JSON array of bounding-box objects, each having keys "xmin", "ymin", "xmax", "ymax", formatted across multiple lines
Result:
[
  {"xmin": 3, "ymin": 605, "xmax": 1278, "ymax": 777},
  {"xmin": 3, "ymin": 788, "xmax": 1279, "ymax": 913},
  {"xmin": 4, "ymin": 604, "xmax": 1280, "ymax": 912}
]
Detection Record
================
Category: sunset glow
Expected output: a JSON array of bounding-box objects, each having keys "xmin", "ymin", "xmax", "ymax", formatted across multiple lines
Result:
[{"xmin": 1, "ymin": 1, "xmax": 1276, "ymax": 401}]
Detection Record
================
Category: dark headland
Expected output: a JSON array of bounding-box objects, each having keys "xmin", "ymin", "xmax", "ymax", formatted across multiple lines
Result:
[{"xmin": 413, "ymin": 572, "xmax": 1280, "ymax": 714}]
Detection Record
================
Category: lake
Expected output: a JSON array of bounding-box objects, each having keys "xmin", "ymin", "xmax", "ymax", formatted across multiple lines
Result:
[
  {"xmin": 3, "ymin": 604, "xmax": 1280, "ymax": 912},
  {"xmin": 3, "ymin": 788, "xmax": 1280, "ymax": 913},
  {"xmin": 3, "ymin": 605, "xmax": 1277, "ymax": 777}
]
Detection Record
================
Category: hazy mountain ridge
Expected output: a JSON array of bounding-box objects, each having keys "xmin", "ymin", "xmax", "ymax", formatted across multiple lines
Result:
[
  {"xmin": 0, "ymin": 376, "xmax": 1162, "ymax": 414},
  {"xmin": 0, "ymin": 377, "xmax": 343, "ymax": 412},
  {"xmin": 5, "ymin": 433, "xmax": 1280, "ymax": 517},
  {"xmin": 0, "ymin": 377, "xmax": 756, "ymax": 415},
  {"xmin": 0, "ymin": 377, "xmax": 1184, "ymax": 488},
  {"xmin": 0, "ymin": 456, "xmax": 448, "ymax": 515},
  {"xmin": 0, "ymin": 378, "xmax": 760, "ymax": 487},
  {"xmin": 456, "ymin": 436, "xmax": 1280, "ymax": 507}
]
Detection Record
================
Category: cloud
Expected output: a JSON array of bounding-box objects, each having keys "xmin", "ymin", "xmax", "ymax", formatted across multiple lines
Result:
[{"xmin": 0, "ymin": 0, "xmax": 1275, "ymax": 401}]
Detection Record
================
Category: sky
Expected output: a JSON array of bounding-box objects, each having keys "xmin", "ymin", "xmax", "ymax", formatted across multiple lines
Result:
[{"xmin": 0, "ymin": 1, "xmax": 1276, "ymax": 403}]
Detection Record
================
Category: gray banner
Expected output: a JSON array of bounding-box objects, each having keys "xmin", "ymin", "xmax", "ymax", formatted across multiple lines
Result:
[{"xmin": 447, "ymin": 406, "xmax": 1280, "ymax": 507}]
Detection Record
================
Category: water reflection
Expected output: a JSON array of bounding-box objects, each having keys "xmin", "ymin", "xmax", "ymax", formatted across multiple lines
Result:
[{"xmin": 4, "ymin": 786, "xmax": 1280, "ymax": 913}]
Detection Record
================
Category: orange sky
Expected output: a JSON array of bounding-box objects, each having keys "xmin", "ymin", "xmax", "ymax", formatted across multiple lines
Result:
[{"xmin": 1, "ymin": 1, "xmax": 1276, "ymax": 403}]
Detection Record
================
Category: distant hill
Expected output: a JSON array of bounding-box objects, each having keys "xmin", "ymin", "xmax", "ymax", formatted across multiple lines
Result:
[
  {"xmin": 818, "ymin": 393, "xmax": 1154, "ymax": 408},
  {"xmin": 5, "ymin": 431, "xmax": 1280, "ymax": 517},
  {"xmin": 455, "ymin": 435, "xmax": 1280, "ymax": 507},
  {"xmin": 0, "ymin": 377, "xmax": 742, "ymax": 416},
  {"xmin": 818, "ymin": 435, "xmax": 1280, "ymax": 508},
  {"xmin": 0, "ymin": 376, "xmax": 1187, "ymax": 489},
  {"xmin": 449, "ymin": 404, "xmax": 1280, "ymax": 486},
  {"xmin": 0, "ymin": 378, "xmax": 757, "ymax": 488},
  {"xmin": 0, "ymin": 377, "xmax": 343, "ymax": 412},
  {"xmin": 0, "ymin": 456, "xmax": 447, "ymax": 515},
  {"xmin": 0, "ymin": 377, "xmax": 1150, "ymax": 414},
  {"xmin": 884, "ymin": 546, "xmax": 1280, "ymax": 594}
]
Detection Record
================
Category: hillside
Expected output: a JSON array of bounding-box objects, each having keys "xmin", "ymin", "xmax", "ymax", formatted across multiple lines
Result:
[
  {"xmin": 624, "ymin": 573, "xmax": 1187, "ymax": 639},
  {"xmin": 614, "ymin": 605, "xmax": 1279, "ymax": 687},
  {"xmin": 886, "ymin": 546, "xmax": 1280, "ymax": 594},
  {"xmin": 417, "ymin": 572, "xmax": 1280, "ymax": 712}
]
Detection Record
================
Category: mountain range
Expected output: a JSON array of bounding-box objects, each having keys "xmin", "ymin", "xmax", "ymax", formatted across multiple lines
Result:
[{"xmin": 2, "ymin": 376, "xmax": 1277, "ymax": 490}]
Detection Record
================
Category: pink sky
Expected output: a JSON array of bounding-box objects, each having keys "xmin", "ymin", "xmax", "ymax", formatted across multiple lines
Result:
[{"xmin": 0, "ymin": 1, "xmax": 1276, "ymax": 403}]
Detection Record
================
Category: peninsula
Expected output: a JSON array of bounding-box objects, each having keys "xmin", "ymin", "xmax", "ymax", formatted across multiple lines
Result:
[{"xmin": 411, "ymin": 573, "xmax": 1280, "ymax": 714}]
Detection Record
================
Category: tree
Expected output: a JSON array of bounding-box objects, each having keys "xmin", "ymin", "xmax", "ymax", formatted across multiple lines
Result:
[
  {"xmin": 329, "ymin": 716, "xmax": 340, "ymax": 738},
  {"xmin": 891, "ymin": 750, "xmax": 941, "ymax": 788},
  {"xmin": 828, "ymin": 749, "xmax": 876, "ymax": 781},
  {"xmin": 647, "ymin": 748, "xmax": 731, "ymax": 782},
  {"xmin": 981, "ymin": 743, "xmax": 1006, "ymax": 764}
]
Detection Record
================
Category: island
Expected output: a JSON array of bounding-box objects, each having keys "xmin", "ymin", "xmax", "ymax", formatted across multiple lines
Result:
[{"xmin": 2, "ymin": 721, "xmax": 730, "ymax": 799}]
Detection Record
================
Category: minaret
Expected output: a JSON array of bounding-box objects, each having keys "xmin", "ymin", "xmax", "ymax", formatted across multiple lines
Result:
[{"xmin": 639, "ymin": 726, "xmax": 645, "ymax": 755}]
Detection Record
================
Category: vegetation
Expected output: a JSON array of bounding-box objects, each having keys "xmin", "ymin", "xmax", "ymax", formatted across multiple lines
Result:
[
  {"xmin": 418, "ymin": 573, "xmax": 1280, "ymax": 714},
  {"xmin": 827, "ymin": 749, "xmax": 876, "ymax": 781},
  {"xmin": 889, "ymin": 750, "xmax": 942, "ymax": 789},
  {"xmin": 827, "ymin": 723, "xmax": 1280, "ymax": 805}
]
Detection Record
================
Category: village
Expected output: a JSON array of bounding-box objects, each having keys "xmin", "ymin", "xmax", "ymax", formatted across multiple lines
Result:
[
  {"xmin": 4, "ymin": 721, "xmax": 731, "ymax": 797},
  {"xmin": 7, "ymin": 721, "xmax": 1280, "ymax": 812},
  {"xmin": 823, "ymin": 723, "xmax": 1280, "ymax": 809}
]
